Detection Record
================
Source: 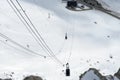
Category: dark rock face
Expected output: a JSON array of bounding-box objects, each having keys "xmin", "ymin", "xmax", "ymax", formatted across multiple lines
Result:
[
  {"xmin": 79, "ymin": 68, "xmax": 107, "ymax": 80},
  {"xmin": 114, "ymin": 68, "xmax": 120, "ymax": 79},
  {"xmin": 79, "ymin": 68, "xmax": 120, "ymax": 80},
  {"xmin": 23, "ymin": 75, "xmax": 43, "ymax": 80},
  {"xmin": 106, "ymin": 75, "xmax": 114, "ymax": 80}
]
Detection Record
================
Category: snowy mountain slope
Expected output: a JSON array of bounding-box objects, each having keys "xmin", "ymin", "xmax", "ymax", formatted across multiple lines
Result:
[
  {"xmin": 98, "ymin": 0, "xmax": 120, "ymax": 13},
  {"xmin": 0, "ymin": 0, "xmax": 120, "ymax": 80}
]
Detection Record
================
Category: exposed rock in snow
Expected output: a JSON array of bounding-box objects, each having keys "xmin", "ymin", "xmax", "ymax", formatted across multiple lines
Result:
[
  {"xmin": 23, "ymin": 75, "xmax": 43, "ymax": 80},
  {"xmin": 106, "ymin": 75, "xmax": 114, "ymax": 80},
  {"xmin": 114, "ymin": 68, "xmax": 120, "ymax": 79},
  {"xmin": 79, "ymin": 68, "xmax": 120, "ymax": 80},
  {"xmin": 79, "ymin": 68, "xmax": 107, "ymax": 80}
]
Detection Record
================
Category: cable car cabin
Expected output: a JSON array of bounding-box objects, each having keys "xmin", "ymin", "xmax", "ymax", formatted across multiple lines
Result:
[
  {"xmin": 65, "ymin": 33, "xmax": 68, "ymax": 40},
  {"xmin": 66, "ymin": 63, "xmax": 70, "ymax": 76},
  {"xmin": 67, "ymin": 1, "xmax": 77, "ymax": 8},
  {"xmin": 66, "ymin": 68, "xmax": 70, "ymax": 76}
]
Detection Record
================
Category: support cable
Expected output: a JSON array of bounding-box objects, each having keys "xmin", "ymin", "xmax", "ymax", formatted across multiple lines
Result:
[
  {"xmin": 67, "ymin": 22, "xmax": 75, "ymax": 63},
  {"xmin": 15, "ymin": 0, "xmax": 62, "ymax": 65},
  {"xmin": 7, "ymin": 0, "xmax": 47, "ymax": 57},
  {"xmin": 0, "ymin": 32, "xmax": 45, "ymax": 57},
  {"xmin": 15, "ymin": 0, "xmax": 63, "ymax": 65},
  {"xmin": 7, "ymin": 0, "xmax": 50, "ymax": 57},
  {"xmin": 7, "ymin": 0, "xmax": 64, "ymax": 65}
]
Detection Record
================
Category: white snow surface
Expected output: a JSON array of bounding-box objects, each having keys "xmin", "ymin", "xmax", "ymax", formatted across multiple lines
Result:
[{"xmin": 0, "ymin": 0, "xmax": 120, "ymax": 80}]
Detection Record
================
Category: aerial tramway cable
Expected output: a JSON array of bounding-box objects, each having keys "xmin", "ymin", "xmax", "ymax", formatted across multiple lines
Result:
[
  {"xmin": 7, "ymin": 0, "xmax": 64, "ymax": 66},
  {"xmin": 7, "ymin": 0, "xmax": 50, "ymax": 58},
  {"xmin": 32, "ymin": 0, "xmax": 67, "ymax": 58},
  {"xmin": 64, "ymin": 21, "xmax": 76, "ymax": 76},
  {"xmin": 68, "ymin": 21, "xmax": 75, "ymax": 63},
  {"xmin": 0, "ymin": 40, "xmax": 30, "ymax": 56},
  {"xmin": 7, "ymin": 0, "xmax": 46, "ymax": 53},
  {"xmin": 0, "ymin": 33, "xmax": 45, "ymax": 57},
  {"xmin": 67, "ymin": 28, "xmax": 74, "ymax": 63},
  {"xmin": 7, "ymin": 0, "xmax": 47, "ymax": 58},
  {"xmin": 7, "ymin": 0, "xmax": 76, "ymax": 76},
  {"xmin": 15, "ymin": 0, "xmax": 63, "ymax": 65}
]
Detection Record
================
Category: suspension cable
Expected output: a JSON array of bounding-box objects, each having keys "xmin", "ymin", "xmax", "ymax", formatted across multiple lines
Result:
[
  {"xmin": 67, "ymin": 22, "xmax": 75, "ymax": 63},
  {"xmin": 7, "ymin": 0, "xmax": 64, "ymax": 65},
  {"xmin": 7, "ymin": 0, "xmax": 48, "ymax": 57},
  {"xmin": 0, "ymin": 32, "xmax": 45, "ymax": 57},
  {"xmin": 15, "ymin": 0, "xmax": 63, "ymax": 65},
  {"xmin": 7, "ymin": 0, "xmax": 55, "ymax": 61},
  {"xmin": 15, "ymin": 0, "xmax": 62, "ymax": 63},
  {"xmin": 0, "ymin": 39, "xmax": 38, "ymax": 57},
  {"xmin": 7, "ymin": 0, "xmax": 48, "ymax": 55}
]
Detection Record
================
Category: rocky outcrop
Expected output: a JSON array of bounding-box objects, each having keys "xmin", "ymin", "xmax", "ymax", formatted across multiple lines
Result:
[
  {"xmin": 106, "ymin": 75, "xmax": 114, "ymax": 80},
  {"xmin": 79, "ymin": 68, "xmax": 120, "ymax": 80},
  {"xmin": 23, "ymin": 75, "xmax": 43, "ymax": 80},
  {"xmin": 114, "ymin": 68, "xmax": 120, "ymax": 79},
  {"xmin": 79, "ymin": 68, "xmax": 107, "ymax": 80}
]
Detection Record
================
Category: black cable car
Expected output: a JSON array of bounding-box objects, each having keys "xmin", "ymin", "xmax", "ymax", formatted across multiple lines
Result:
[
  {"xmin": 67, "ymin": 0, "xmax": 77, "ymax": 8},
  {"xmin": 66, "ymin": 63, "xmax": 70, "ymax": 76},
  {"xmin": 65, "ymin": 33, "xmax": 68, "ymax": 40}
]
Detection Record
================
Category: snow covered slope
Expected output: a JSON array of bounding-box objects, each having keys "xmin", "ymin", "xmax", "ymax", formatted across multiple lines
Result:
[
  {"xmin": 98, "ymin": 0, "xmax": 120, "ymax": 13},
  {"xmin": 0, "ymin": 0, "xmax": 120, "ymax": 80}
]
